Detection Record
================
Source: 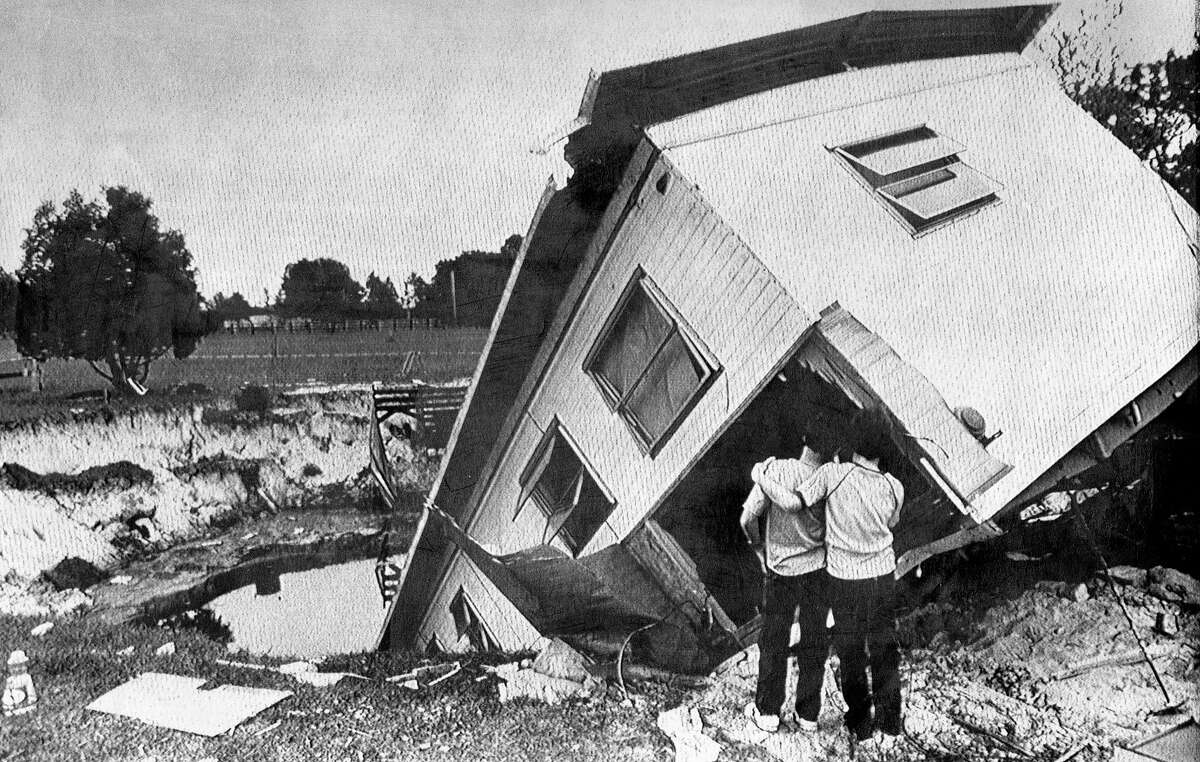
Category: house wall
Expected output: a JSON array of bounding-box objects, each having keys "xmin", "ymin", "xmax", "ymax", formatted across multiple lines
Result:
[
  {"xmin": 414, "ymin": 151, "xmax": 816, "ymax": 650},
  {"xmin": 652, "ymin": 52, "xmax": 1200, "ymax": 523}
]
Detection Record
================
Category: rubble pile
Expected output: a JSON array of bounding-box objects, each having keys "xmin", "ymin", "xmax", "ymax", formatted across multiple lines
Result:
[{"xmin": 693, "ymin": 565, "xmax": 1198, "ymax": 761}]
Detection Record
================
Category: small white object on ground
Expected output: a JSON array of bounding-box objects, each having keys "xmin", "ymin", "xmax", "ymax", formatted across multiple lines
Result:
[
  {"xmin": 155, "ymin": 642, "xmax": 176, "ymax": 656},
  {"xmin": 109, "ymin": 576, "xmax": 133, "ymax": 585},
  {"xmin": 657, "ymin": 704, "xmax": 722, "ymax": 762},
  {"xmin": 116, "ymin": 646, "xmax": 134, "ymax": 656},
  {"xmin": 30, "ymin": 622, "xmax": 53, "ymax": 637},
  {"xmin": 87, "ymin": 672, "xmax": 292, "ymax": 737}
]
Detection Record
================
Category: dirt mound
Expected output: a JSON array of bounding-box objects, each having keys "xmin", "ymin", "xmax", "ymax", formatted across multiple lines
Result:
[{"xmin": 2, "ymin": 461, "xmax": 154, "ymax": 494}]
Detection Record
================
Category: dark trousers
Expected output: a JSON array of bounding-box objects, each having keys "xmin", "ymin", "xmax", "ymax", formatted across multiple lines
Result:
[
  {"xmin": 829, "ymin": 573, "xmax": 902, "ymax": 739},
  {"xmin": 755, "ymin": 568, "xmax": 829, "ymax": 722}
]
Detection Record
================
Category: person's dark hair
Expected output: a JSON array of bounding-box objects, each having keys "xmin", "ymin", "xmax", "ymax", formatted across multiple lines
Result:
[{"xmin": 849, "ymin": 406, "xmax": 894, "ymax": 462}]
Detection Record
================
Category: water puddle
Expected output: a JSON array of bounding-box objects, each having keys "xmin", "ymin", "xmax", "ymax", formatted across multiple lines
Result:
[{"xmin": 198, "ymin": 558, "xmax": 388, "ymax": 658}]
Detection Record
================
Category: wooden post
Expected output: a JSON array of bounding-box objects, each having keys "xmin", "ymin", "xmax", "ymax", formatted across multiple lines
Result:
[{"xmin": 450, "ymin": 268, "xmax": 458, "ymax": 327}]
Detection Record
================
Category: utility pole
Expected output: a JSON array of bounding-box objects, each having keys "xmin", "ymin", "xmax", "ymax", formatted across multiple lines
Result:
[{"xmin": 450, "ymin": 267, "xmax": 458, "ymax": 327}]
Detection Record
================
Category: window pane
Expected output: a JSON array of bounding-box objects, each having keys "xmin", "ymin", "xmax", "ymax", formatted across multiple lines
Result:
[
  {"xmin": 879, "ymin": 163, "xmax": 996, "ymax": 220},
  {"xmin": 593, "ymin": 285, "xmax": 672, "ymax": 399},
  {"xmin": 841, "ymin": 127, "xmax": 962, "ymax": 177},
  {"xmin": 625, "ymin": 331, "xmax": 705, "ymax": 444},
  {"xmin": 559, "ymin": 476, "xmax": 615, "ymax": 553},
  {"xmin": 533, "ymin": 443, "xmax": 583, "ymax": 516}
]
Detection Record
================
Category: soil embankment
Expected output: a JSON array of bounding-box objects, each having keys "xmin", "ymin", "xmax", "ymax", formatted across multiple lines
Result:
[{"xmin": 0, "ymin": 386, "xmax": 431, "ymax": 620}]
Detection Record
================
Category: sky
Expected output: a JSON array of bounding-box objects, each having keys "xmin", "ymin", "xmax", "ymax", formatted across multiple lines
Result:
[{"xmin": 1, "ymin": 0, "xmax": 1194, "ymax": 304}]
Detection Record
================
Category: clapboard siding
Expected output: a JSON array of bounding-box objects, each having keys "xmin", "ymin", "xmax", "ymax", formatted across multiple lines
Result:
[
  {"xmin": 462, "ymin": 150, "xmax": 814, "ymax": 559},
  {"xmin": 417, "ymin": 552, "xmax": 545, "ymax": 654}
]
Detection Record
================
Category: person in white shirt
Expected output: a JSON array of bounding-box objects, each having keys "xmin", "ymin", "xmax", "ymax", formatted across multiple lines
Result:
[
  {"xmin": 738, "ymin": 442, "xmax": 828, "ymax": 734},
  {"xmin": 754, "ymin": 407, "xmax": 905, "ymax": 750}
]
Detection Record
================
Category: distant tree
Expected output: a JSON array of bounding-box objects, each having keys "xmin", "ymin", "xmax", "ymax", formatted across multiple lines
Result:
[
  {"xmin": 0, "ymin": 268, "xmax": 16, "ymax": 335},
  {"xmin": 363, "ymin": 272, "xmax": 402, "ymax": 318},
  {"xmin": 15, "ymin": 187, "xmax": 219, "ymax": 393},
  {"xmin": 1040, "ymin": 2, "xmax": 1197, "ymax": 207},
  {"xmin": 277, "ymin": 258, "xmax": 365, "ymax": 320},
  {"xmin": 411, "ymin": 235, "xmax": 521, "ymax": 326},
  {"xmin": 209, "ymin": 291, "xmax": 253, "ymax": 322}
]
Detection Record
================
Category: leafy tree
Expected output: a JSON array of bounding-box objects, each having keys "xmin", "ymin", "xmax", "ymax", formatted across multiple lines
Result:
[
  {"xmin": 277, "ymin": 258, "xmax": 365, "ymax": 320},
  {"xmin": 411, "ymin": 235, "xmax": 521, "ymax": 326},
  {"xmin": 1040, "ymin": 2, "xmax": 1197, "ymax": 207},
  {"xmin": 0, "ymin": 268, "xmax": 16, "ymax": 335},
  {"xmin": 16, "ymin": 187, "xmax": 218, "ymax": 393},
  {"xmin": 364, "ymin": 272, "xmax": 402, "ymax": 318},
  {"xmin": 209, "ymin": 291, "xmax": 253, "ymax": 321}
]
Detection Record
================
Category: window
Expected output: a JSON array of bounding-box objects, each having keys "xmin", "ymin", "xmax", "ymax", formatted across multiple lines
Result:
[
  {"xmin": 518, "ymin": 420, "xmax": 615, "ymax": 554},
  {"xmin": 448, "ymin": 587, "xmax": 497, "ymax": 652},
  {"xmin": 584, "ymin": 271, "xmax": 719, "ymax": 452},
  {"xmin": 834, "ymin": 125, "xmax": 1000, "ymax": 234}
]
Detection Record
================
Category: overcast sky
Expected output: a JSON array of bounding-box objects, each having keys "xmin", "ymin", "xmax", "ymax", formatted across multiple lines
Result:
[{"xmin": 1, "ymin": 0, "xmax": 1194, "ymax": 303}]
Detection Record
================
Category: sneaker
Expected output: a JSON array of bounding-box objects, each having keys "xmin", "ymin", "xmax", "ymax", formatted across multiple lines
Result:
[
  {"xmin": 743, "ymin": 702, "xmax": 780, "ymax": 732},
  {"xmin": 795, "ymin": 717, "xmax": 819, "ymax": 734}
]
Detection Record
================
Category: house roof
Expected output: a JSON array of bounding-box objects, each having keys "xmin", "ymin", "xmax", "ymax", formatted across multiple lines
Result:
[
  {"xmin": 648, "ymin": 55, "xmax": 1200, "ymax": 522},
  {"xmin": 566, "ymin": 3, "xmax": 1057, "ymax": 166}
]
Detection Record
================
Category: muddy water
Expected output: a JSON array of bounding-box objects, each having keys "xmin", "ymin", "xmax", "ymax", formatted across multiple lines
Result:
[{"xmin": 205, "ymin": 558, "xmax": 388, "ymax": 658}]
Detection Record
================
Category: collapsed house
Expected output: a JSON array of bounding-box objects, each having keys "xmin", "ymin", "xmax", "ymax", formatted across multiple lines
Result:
[{"xmin": 377, "ymin": 3, "xmax": 1199, "ymax": 671}]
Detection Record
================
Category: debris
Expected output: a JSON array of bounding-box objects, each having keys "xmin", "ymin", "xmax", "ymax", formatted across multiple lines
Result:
[
  {"xmin": 1065, "ymin": 583, "xmax": 1090, "ymax": 602},
  {"xmin": 116, "ymin": 646, "xmax": 134, "ymax": 657},
  {"xmin": 1105, "ymin": 566, "xmax": 1148, "ymax": 587},
  {"xmin": 1146, "ymin": 567, "xmax": 1200, "ymax": 608},
  {"xmin": 29, "ymin": 622, "xmax": 53, "ymax": 637},
  {"xmin": 1052, "ymin": 647, "xmax": 1171, "ymax": 681},
  {"xmin": 87, "ymin": 672, "xmax": 292, "ymax": 737},
  {"xmin": 109, "ymin": 575, "xmax": 133, "ymax": 585},
  {"xmin": 1154, "ymin": 612, "xmax": 1179, "ymax": 639},
  {"xmin": 386, "ymin": 662, "xmax": 461, "ymax": 686},
  {"xmin": 2, "ymin": 650, "xmax": 38, "ymax": 716},
  {"xmin": 1113, "ymin": 718, "xmax": 1200, "ymax": 761},
  {"xmin": 155, "ymin": 642, "xmax": 176, "ymax": 656},
  {"xmin": 532, "ymin": 638, "xmax": 590, "ymax": 682},
  {"xmin": 426, "ymin": 662, "xmax": 461, "ymax": 687},
  {"xmin": 487, "ymin": 661, "xmax": 600, "ymax": 704},
  {"xmin": 656, "ymin": 704, "xmax": 721, "ymax": 762},
  {"xmin": 42, "ymin": 557, "xmax": 104, "ymax": 591},
  {"xmin": 220, "ymin": 659, "xmax": 365, "ymax": 687}
]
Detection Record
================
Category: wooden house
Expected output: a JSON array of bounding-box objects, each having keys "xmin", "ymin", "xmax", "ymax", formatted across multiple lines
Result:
[{"xmin": 377, "ymin": 3, "xmax": 1199, "ymax": 669}]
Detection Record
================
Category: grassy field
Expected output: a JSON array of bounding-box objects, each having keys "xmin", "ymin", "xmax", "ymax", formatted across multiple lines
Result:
[
  {"xmin": 0, "ymin": 328, "xmax": 487, "ymax": 398},
  {"xmin": 0, "ymin": 612, "xmax": 723, "ymax": 762}
]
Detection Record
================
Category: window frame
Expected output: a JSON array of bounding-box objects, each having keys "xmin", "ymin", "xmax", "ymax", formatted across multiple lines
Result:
[
  {"xmin": 582, "ymin": 269, "xmax": 720, "ymax": 455},
  {"xmin": 515, "ymin": 417, "xmax": 617, "ymax": 555},
  {"xmin": 830, "ymin": 124, "xmax": 1002, "ymax": 237}
]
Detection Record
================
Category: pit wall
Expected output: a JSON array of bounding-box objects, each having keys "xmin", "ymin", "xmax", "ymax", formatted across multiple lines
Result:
[{"xmin": 0, "ymin": 391, "xmax": 426, "ymax": 581}]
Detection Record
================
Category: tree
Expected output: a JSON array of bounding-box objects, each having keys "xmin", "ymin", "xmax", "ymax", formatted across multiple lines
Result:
[
  {"xmin": 16, "ymin": 187, "xmax": 219, "ymax": 393},
  {"xmin": 0, "ymin": 268, "xmax": 16, "ymax": 336},
  {"xmin": 277, "ymin": 258, "xmax": 365, "ymax": 320},
  {"xmin": 363, "ymin": 272, "xmax": 402, "ymax": 319},
  {"xmin": 1040, "ymin": 2, "xmax": 1197, "ymax": 208},
  {"xmin": 410, "ymin": 235, "xmax": 521, "ymax": 326},
  {"xmin": 209, "ymin": 291, "xmax": 253, "ymax": 322}
]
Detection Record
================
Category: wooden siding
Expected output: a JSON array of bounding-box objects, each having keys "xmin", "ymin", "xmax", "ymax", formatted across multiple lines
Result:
[{"xmin": 463, "ymin": 150, "xmax": 814, "ymax": 557}]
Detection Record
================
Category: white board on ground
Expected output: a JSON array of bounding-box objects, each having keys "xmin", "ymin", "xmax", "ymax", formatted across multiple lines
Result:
[{"xmin": 87, "ymin": 672, "xmax": 292, "ymax": 736}]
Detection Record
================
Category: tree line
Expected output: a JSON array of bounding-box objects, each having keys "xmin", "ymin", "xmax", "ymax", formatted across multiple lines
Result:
[{"xmin": 208, "ymin": 232, "xmax": 521, "ymax": 328}]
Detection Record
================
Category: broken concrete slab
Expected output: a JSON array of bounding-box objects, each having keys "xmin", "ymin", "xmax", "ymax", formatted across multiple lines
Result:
[{"xmin": 1147, "ymin": 567, "xmax": 1200, "ymax": 608}]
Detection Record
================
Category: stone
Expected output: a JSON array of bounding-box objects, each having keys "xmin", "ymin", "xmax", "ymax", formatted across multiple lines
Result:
[
  {"xmin": 1146, "ymin": 567, "xmax": 1200, "ymax": 608},
  {"xmin": 42, "ymin": 557, "xmax": 104, "ymax": 591},
  {"xmin": 1067, "ymin": 583, "xmax": 1089, "ymax": 602},
  {"xmin": 1104, "ymin": 566, "xmax": 1148, "ymax": 587},
  {"xmin": 1154, "ymin": 611, "xmax": 1179, "ymax": 638}
]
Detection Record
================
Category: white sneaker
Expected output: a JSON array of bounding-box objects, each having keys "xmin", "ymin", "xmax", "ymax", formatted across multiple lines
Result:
[
  {"xmin": 744, "ymin": 702, "xmax": 780, "ymax": 732},
  {"xmin": 795, "ymin": 717, "xmax": 819, "ymax": 734}
]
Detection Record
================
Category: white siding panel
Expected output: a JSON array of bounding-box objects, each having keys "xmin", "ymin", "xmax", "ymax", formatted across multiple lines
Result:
[{"xmin": 466, "ymin": 152, "xmax": 815, "ymax": 555}]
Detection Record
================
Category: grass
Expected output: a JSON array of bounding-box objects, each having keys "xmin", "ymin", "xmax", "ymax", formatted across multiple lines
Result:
[
  {"xmin": 0, "ymin": 327, "xmax": 487, "ymax": 398},
  {"xmin": 0, "ymin": 612, "xmax": 737, "ymax": 762}
]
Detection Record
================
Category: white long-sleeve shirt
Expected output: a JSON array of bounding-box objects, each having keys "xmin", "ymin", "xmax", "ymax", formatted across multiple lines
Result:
[{"xmin": 794, "ymin": 461, "xmax": 904, "ymax": 579}]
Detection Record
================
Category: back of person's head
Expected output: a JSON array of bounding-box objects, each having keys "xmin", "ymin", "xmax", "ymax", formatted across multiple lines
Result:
[{"xmin": 849, "ymin": 407, "xmax": 893, "ymax": 462}]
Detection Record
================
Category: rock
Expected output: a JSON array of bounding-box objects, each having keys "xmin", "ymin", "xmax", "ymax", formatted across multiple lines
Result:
[
  {"xmin": 1154, "ymin": 611, "xmax": 1179, "ymax": 638},
  {"xmin": 29, "ymin": 622, "xmax": 53, "ymax": 637},
  {"xmin": 1065, "ymin": 583, "xmax": 1089, "ymax": 602},
  {"xmin": 1146, "ymin": 567, "xmax": 1200, "ymax": 608},
  {"xmin": 117, "ymin": 646, "xmax": 134, "ymax": 656},
  {"xmin": 1104, "ymin": 565, "xmax": 1148, "ymax": 587},
  {"xmin": 47, "ymin": 589, "xmax": 92, "ymax": 616},
  {"xmin": 155, "ymin": 642, "xmax": 176, "ymax": 656},
  {"xmin": 531, "ymin": 638, "xmax": 590, "ymax": 682},
  {"xmin": 42, "ymin": 557, "xmax": 104, "ymax": 591}
]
